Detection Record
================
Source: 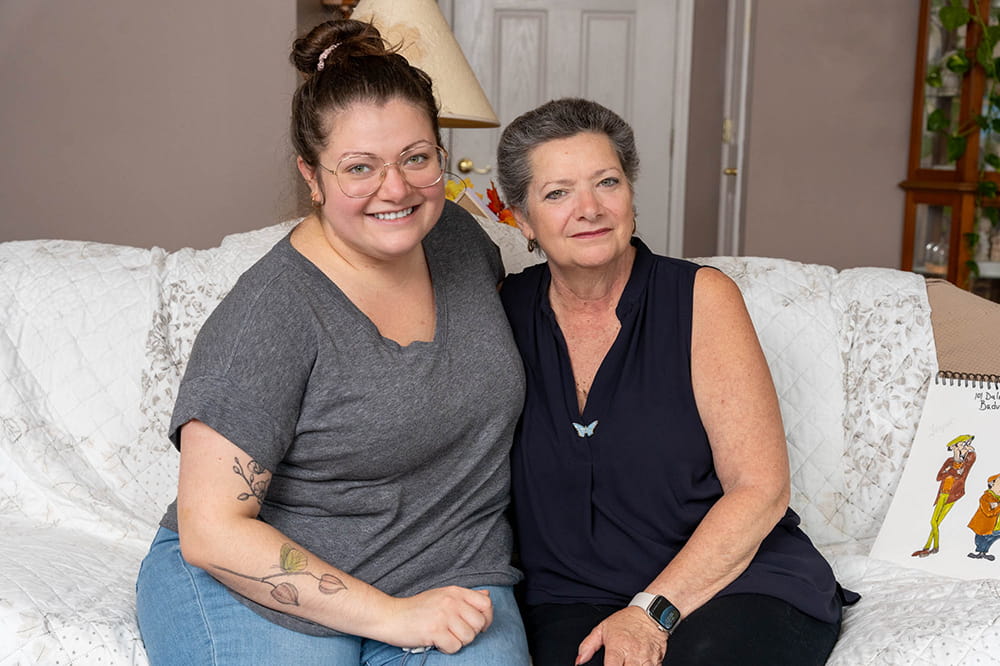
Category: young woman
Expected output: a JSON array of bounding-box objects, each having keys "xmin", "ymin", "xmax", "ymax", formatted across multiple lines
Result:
[{"xmin": 135, "ymin": 19, "xmax": 530, "ymax": 665}]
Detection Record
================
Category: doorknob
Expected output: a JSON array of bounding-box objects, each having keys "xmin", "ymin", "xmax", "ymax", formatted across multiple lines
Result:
[
  {"xmin": 723, "ymin": 167, "xmax": 739, "ymax": 176},
  {"xmin": 457, "ymin": 158, "xmax": 492, "ymax": 174}
]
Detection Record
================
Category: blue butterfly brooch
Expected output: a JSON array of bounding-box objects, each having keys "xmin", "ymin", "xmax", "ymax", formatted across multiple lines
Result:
[{"xmin": 572, "ymin": 420, "xmax": 599, "ymax": 438}]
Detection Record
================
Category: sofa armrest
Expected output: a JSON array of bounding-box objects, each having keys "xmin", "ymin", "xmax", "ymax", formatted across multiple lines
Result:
[{"xmin": 926, "ymin": 278, "xmax": 1000, "ymax": 376}]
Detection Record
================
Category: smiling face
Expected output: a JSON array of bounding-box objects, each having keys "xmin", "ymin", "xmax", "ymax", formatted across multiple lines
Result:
[
  {"xmin": 515, "ymin": 132, "xmax": 634, "ymax": 273},
  {"xmin": 297, "ymin": 97, "xmax": 445, "ymax": 264}
]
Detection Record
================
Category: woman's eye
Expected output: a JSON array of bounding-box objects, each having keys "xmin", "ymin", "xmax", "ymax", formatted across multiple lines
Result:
[
  {"xmin": 404, "ymin": 152, "xmax": 430, "ymax": 166},
  {"xmin": 343, "ymin": 162, "xmax": 374, "ymax": 176},
  {"xmin": 544, "ymin": 189, "xmax": 566, "ymax": 200},
  {"xmin": 599, "ymin": 177, "xmax": 620, "ymax": 187}
]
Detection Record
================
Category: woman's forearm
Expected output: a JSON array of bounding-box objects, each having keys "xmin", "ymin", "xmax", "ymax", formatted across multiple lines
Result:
[
  {"xmin": 175, "ymin": 421, "xmax": 494, "ymax": 653},
  {"xmin": 642, "ymin": 481, "xmax": 789, "ymax": 617},
  {"xmin": 179, "ymin": 512, "xmax": 396, "ymax": 640}
]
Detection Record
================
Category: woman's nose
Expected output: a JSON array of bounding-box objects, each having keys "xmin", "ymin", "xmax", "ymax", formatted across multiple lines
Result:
[
  {"xmin": 576, "ymin": 189, "xmax": 601, "ymax": 219},
  {"xmin": 377, "ymin": 163, "xmax": 412, "ymax": 198}
]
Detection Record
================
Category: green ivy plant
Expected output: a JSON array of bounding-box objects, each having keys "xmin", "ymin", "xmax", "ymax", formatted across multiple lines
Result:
[{"xmin": 925, "ymin": 0, "xmax": 1000, "ymax": 278}]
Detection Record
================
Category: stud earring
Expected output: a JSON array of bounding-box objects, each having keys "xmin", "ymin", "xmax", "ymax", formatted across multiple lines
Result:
[
  {"xmin": 527, "ymin": 238, "xmax": 538, "ymax": 253},
  {"xmin": 311, "ymin": 196, "xmax": 323, "ymax": 208}
]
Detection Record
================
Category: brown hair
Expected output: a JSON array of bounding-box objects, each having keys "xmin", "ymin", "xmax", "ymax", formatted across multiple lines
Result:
[{"xmin": 290, "ymin": 19, "xmax": 441, "ymax": 169}]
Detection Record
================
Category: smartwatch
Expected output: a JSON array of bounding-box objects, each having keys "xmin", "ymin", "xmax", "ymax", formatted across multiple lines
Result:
[{"xmin": 629, "ymin": 592, "xmax": 682, "ymax": 634}]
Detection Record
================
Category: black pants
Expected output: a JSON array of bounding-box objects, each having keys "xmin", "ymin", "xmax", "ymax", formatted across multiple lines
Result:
[{"xmin": 524, "ymin": 593, "xmax": 842, "ymax": 666}]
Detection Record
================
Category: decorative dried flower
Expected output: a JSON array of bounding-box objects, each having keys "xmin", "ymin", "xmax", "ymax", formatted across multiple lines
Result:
[{"xmin": 486, "ymin": 181, "xmax": 517, "ymax": 228}]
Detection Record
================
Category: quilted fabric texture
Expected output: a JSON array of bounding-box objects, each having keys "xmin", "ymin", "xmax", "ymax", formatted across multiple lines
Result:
[
  {"xmin": 835, "ymin": 268, "xmax": 937, "ymax": 545},
  {"xmin": 0, "ymin": 240, "xmax": 164, "ymax": 540},
  {"xmin": 825, "ymin": 544, "xmax": 1000, "ymax": 665},
  {"xmin": 0, "ymin": 520, "xmax": 145, "ymax": 665},
  {"xmin": 137, "ymin": 220, "xmax": 298, "ymax": 521},
  {"xmin": 0, "ymin": 221, "xmax": 994, "ymax": 665}
]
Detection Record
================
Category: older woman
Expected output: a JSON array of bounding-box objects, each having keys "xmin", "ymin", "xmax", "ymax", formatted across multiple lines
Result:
[{"xmin": 497, "ymin": 98, "xmax": 855, "ymax": 665}]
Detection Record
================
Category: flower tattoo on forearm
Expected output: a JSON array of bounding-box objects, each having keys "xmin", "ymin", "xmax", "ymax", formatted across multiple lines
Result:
[
  {"xmin": 213, "ymin": 544, "xmax": 347, "ymax": 607},
  {"xmin": 233, "ymin": 457, "xmax": 268, "ymax": 505}
]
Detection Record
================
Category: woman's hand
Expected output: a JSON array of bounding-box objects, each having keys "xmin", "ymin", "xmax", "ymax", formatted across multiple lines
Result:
[
  {"xmin": 576, "ymin": 607, "xmax": 667, "ymax": 665},
  {"xmin": 382, "ymin": 586, "xmax": 493, "ymax": 654}
]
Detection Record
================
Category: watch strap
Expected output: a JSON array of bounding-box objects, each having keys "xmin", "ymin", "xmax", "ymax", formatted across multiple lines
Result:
[{"xmin": 628, "ymin": 592, "xmax": 681, "ymax": 634}]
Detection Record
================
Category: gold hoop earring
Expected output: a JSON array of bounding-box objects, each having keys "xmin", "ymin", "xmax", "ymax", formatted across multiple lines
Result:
[
  {"xmin": 632, "ymin": 217, "xmax": 637, "ymax": 235},
  {"xmin": 527, "ymin": 238, "xmax": 538, "ymax": 253}
]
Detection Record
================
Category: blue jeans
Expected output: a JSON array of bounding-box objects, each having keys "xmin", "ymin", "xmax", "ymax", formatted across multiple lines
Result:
[{"xmin": 136, "ymin": 527, "xmax": 530, "ymax": 665}]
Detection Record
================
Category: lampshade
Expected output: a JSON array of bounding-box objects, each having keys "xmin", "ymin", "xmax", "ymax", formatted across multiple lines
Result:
[{"xmin": 350, "ymin": 0, "xmax": 499, "ymax": 128}]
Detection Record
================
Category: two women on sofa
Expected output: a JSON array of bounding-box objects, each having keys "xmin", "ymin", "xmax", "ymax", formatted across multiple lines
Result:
[{"xmin": 136, "ymin": 16, "xmax": 852, "ymax": 666}]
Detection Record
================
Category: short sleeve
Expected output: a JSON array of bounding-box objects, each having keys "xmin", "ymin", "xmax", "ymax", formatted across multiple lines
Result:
[{"xmin": 168, "ymin": 268, "xmax": 316, "ymax": 472}]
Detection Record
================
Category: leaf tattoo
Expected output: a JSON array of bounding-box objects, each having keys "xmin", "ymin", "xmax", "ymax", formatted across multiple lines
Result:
[
  {"xmin": 212, "ymin": 544, "xmax": 347, "ymax": 608},
  {"xmin": 233, "ymin": 457, "xmax": 268, "ymax": 505}
]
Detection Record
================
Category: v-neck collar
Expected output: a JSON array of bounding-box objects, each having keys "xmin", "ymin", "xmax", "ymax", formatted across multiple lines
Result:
[
  {"xmin": 537, "ymin": 237, "xmax": 655, "ymax": 419},
  {"xmin": 279, "ymin": 233, "xmax": 447, "ymax": 354}
]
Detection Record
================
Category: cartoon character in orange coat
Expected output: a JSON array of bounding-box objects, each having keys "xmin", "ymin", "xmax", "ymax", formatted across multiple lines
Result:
[
  {"xmin": 967, "ymin": 473, "xmax": 1000, "ymax": 561},
  {"xmin": 912, "ymin": 434, "xmax": 976, "ymax": 557}
]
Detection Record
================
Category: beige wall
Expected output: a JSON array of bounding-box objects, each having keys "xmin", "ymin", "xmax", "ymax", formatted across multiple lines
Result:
[
  {"xmin": 1, "ymin": 0, "xmax": 920, "ymax": 266},
  {"xmin": 741, "ymin": 0, "xmax": 918, "ymax": 269},
  {"xmin": 0, "ymin": 1, "xmax": 300, "ymax": 250}
]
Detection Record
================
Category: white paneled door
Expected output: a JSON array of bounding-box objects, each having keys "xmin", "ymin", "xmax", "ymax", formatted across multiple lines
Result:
[{"xmin": 440, "ymin": 0, "xmax": 693, "ymax": 256}]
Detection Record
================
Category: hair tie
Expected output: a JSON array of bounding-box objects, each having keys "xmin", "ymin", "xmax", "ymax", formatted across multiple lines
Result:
[{"xmin": 316, "ymin": 42, "xmax": 341, "ymax": 72}]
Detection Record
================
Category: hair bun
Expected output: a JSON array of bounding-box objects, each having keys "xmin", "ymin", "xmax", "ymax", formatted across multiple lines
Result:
[{"xmin": 290, "ymin": 19, "xmax": 392, "ymax": 76}]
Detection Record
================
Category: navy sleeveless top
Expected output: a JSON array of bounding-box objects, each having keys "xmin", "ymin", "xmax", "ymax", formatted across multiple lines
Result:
[{"xmin": 500, "ymin": 238, "xmax": 847, "ymax": 624}]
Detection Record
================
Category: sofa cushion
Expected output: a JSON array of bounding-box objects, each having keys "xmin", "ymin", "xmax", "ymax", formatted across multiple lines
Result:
[
  {"xmin": 0, "ymin": 518, "xmax": 147, "ymax": 664},
  {"xmin": 0, "ymin": 240, "xmax": 164, "ymax": 539},
  {"xmin": 835, "ymin": 267, "xmax": 936, "ymax": 545}
]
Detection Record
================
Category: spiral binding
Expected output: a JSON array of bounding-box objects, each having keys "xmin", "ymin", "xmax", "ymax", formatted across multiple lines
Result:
[{"xmin": 935, "ymin": 370, "xmax": 1000, "ymax": 389}]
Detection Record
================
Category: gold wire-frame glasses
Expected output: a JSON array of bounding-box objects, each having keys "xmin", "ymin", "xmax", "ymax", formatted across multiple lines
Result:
[{"xmin": 319, "ymin": 144, "xmax": 449, "ymax": 199}]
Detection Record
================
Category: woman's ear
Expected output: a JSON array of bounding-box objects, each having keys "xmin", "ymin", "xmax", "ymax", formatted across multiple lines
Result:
[
  {"xmin": 298, "ymin": 156, "xmax": 319, "ymax": 188},
  {"xmin": 511, "ymin": 207, "xmax": 533, "ymax": 240},
  {"xmin": 297, "ymin": 156, "xmax": 325, "ymax": 206}
]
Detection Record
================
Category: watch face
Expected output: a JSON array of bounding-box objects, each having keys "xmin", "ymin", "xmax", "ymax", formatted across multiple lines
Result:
[{"xmin": 648, "ymin": 596, "xmax": 681, "ymax": 631}]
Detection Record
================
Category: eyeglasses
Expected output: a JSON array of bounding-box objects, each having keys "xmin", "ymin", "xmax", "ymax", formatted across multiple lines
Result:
[{"xmin": 319, "ymin": 144, "xmax": 448, "ymax": 199}]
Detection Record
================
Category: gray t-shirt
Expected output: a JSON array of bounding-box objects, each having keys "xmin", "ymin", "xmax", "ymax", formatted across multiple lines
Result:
[{"xmin": 160, "ymin": 202, "xmax": 525, "ymax": 635}]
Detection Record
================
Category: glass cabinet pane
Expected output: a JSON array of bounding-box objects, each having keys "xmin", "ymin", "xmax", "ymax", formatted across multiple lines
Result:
[
  {"xmin": 921, "ymin": 0, "xmax": 966, "ymax": 169},
  {"xmin": 980, "ymin": 0, "xmax": 1000, "ymax": 173},
  {"xmin": 912, "ymin": 203, "xmax": 951, "ymax": 276}
]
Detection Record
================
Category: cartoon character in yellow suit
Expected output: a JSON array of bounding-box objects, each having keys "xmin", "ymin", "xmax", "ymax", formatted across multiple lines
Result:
[
  {"xmin": 912, "ymin": 434, "xmax": 976, "ymax": 557},
  {"xmin": 967, "ymin": 473, "xmax": 1000, "ymax": 561}
]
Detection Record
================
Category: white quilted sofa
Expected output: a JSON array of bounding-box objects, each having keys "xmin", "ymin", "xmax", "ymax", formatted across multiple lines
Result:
[{"xmin": 2, "ymin": 216, "xmax": 998, "ymax": 665}]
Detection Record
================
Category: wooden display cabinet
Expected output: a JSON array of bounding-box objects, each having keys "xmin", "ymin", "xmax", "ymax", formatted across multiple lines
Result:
[{"xmin": 900, "ymin": 0, "xmax": 1000, "ymax": 301}]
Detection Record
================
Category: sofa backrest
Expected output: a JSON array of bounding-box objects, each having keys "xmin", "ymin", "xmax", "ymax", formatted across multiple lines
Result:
[
  {"xmin": 0, "ymin": 218, "xmax": 939, "ymax": 551},
  {"xmin": 0, "ymin": 239, "xmax": 165, "ymax": 539}
]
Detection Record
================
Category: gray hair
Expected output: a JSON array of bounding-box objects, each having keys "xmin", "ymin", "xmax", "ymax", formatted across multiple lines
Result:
[{"xmin": 496, "ymin": 98, "xmax": 640, "ymax": 213}]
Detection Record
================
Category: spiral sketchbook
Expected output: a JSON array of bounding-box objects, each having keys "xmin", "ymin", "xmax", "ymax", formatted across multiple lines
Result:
[{"xmin": 870, "ymin": 372, "xmax": 1000, "ymax": 579}]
